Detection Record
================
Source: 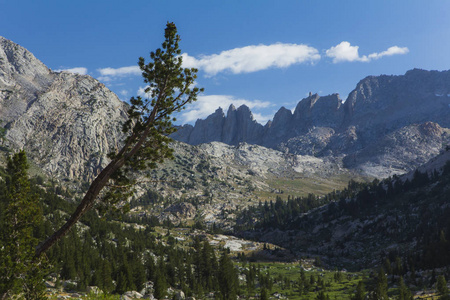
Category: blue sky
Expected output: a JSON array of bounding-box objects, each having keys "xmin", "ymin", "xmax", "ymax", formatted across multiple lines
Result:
[{"xmin": 1, "ymin": 0, "xmax": 449, "ymax": 125}]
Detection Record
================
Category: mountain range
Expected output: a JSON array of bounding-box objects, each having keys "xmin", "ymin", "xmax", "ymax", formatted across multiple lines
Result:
[
  {"xmin": 0, "ymin": 35, "xmax": 449, "ymax": 195},
  {"xmin": 172, "ymin": 69, "xmax": 450, "ymax": 177}
]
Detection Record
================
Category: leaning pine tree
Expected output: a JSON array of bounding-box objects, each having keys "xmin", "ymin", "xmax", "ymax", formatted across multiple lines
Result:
[{"xmin": 36, "ymin": 22, "xmax": 203, "ymax": 257}]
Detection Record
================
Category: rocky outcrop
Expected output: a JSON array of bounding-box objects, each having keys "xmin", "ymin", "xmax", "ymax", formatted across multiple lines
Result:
[
  {"xmin": 188, "ymin": 107, "xmax": 226, "ymax": 144},
  {"xmin": 291, "ymin": 93, "xmax": 343, "ymax": 132},
  {"xmin": 223, "ymin": 104, "xmax": 264, "ymax": 145},
  {"xmin": 343, "ymin": 69, "xmax": 450, "ymax": 130},
  {"xmin": 173, "ymin": 104, "xmax": 264, "ymax": 146},
  {"xmin": 0, "ymin": 36, "xmax": 128, "ymax": 180},
  {"xmin": 163, "ymin": 202, "xmax": 196, "ymax": 219},
  {"xmin": 262, "ymin": 106, "xmax": 293, "ymax": 148},
  {"xmin": 342, "ymin": 122, "xmax": 450, "ymax": 177}
]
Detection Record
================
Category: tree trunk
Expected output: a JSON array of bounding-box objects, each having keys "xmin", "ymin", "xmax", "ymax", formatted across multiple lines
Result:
[{"xmin": 35, "ymin": 156, "xmax": 124, "ymax": 257}]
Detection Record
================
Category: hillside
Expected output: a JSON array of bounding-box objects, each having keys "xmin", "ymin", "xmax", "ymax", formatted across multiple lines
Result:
[
  {"xmin": 129, "ymin": 141, "xmax": 359, "ymax": 228},
  {"xmin": 238, "ymin": 148, "xmax": 450, "ymax": 271}
]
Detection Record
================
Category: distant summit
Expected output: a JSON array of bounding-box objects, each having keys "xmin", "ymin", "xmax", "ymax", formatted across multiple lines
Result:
[
  {"xmin": 173, "ymin": 69, "xmax": 450, "ymax": 177},
  {"xmin": 171, "ymin": 104, "xmax": 264, "ymax": 146}
]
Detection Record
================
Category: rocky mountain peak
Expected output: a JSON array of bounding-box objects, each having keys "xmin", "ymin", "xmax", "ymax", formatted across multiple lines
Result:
[
  {"xmin": 172, "ymin": 69, "xmax": 450, "ymax": 177},
  {"xmin": 0, "ymin": 37, "xmax": 55, "ymax": 123},
  {"xmin": 213, "ymin": 107, "xmax": 225, "ymax": 116},
  {"xmin": 172, "ymin": 104, "xmax": 264, "ymax": 146},
  {"xmin": 293, "ymin": 93, "xmax": 320, "ymax": 116},
  {"xmin": 236, "ymin": 104, "xmax": 252, "ymax": 117},
  {"xmin": 227, "ymin": 103, "xmax": 237, "ymax": 113},
  {"xmin": 270, "ymin": 106, "xmax": 292, "ymax": 126},
  {"xmin": 223, "ymin": 104, "xmax": 263, "ymax": 145},
  {"xmin": 0, "ymin": 37, "xmax": 51, "ymax": 83},
  {"xmin": 0, "ymin": 37, "xmax": 128, "ymax": 180}
]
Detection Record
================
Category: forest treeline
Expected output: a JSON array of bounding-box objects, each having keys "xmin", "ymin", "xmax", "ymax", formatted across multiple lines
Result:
[
  {"xmin": 237, "ymin": 160, "xmax": 450, "ymax": 275},
  {"xmin": 1, "ymin": 150, "xmax": 450, "ymax": 298},
  {"xmin": 0, "ymin": 152, "xmax": 241, "ymax": 298}
]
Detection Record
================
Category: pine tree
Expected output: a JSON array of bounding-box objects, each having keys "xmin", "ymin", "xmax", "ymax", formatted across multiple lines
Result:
[
  {"xmin": 260, "ymin": 288, "xmax": 269, "ymax": 300},
  {"xmin": 153, "ymin": 267, "xmax": 168, "ymax": 299},
  {"xmin": 132, "ymin": 259, "xmax": 147, "ymax": 292},
  {"xmin": 35, "ymin": 21, "xmax": 203, "ymax": 257},
  {"xmin": 352, "ymin": 280, "xmax": 365, "ymax": 300},
  {"xmin": 0, "ymin": 151, "xmax": 46, "ymax": 299},
  {"xmin": 371, "ymin": 268, "xmax": 388, "ymax": 300},
  {"xmin": 200, "ymin": 241, "xmax": 218, "ymax": 290},
  {"xmin": 316, "ymin": 291, "xmax": 328, "ymax": 300},
  {"xmin": 218, "ymin": 250, "xmax": 238, "ymax": 300},
  {"xmin": 437, "ymin": 275, "xmax": 449, "ymax": 299},
  {"xmin": 398, "ymin": 276, "xmax": 412, "ymax": 300}
]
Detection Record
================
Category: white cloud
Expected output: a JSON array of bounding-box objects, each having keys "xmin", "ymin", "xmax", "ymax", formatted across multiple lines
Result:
[
  {"xmin": 326, "ymin": 42, "xmax": 368, "ymax": 63},
  {"xmin": 180, "ymin": 94, "xmax": 272, "ymax": 124},
  {"xmin": 368, "ymin": 46, "xmax": 409, "ymax": 60},
  {"xmin": 181, "ymin": 43, "xmax": 320, "ymax": 76},
  {"xmin": 97, "ymin": 66, "xmax": 141, "ymax": 82},
  {"xmin": 326, "ymin": 41, "xmax": 409, "ymax": 63},
  {"xmin": 95, "ymin": 43, "xmax": 320, "ymax": 80},
  {"xmin": 55, "ymin": 67, "xmax": 88, "ymax": 75},
  {"xmin": 137, "ymin": 86, "xmax": 152, "ymax": 98},
  {"xmin": 251, "ymin": 112, "xmax": 273, "ymax": 125},
  {"xmin": 98, "ymin": 66, "xmax": 140, "ymax": 76}
]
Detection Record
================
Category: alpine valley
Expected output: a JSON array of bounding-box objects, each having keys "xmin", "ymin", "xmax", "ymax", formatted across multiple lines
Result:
[{"xmin": 1, "ymin": 36, "xmax": 450, "ymax": 299}]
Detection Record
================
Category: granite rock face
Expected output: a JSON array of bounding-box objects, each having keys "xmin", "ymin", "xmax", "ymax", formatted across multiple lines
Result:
[
  {"xmin": 0, "ymin": 37, "xmax": 128, "ymax": 180},
  {"xmin": 172, "ymin": 69, "xmax": 450, "ymax": 177},
  {"xmin": 174, "ymin": 104, "xmax": 264, "ymax": 146}
]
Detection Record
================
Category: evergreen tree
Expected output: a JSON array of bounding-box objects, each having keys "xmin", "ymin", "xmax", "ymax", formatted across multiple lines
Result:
[
  {"xmin": 91, "ymin": 260, "xmax": 113, "ymax": 292},
  {"xmin": 352, "ymin": 280, "xmax": 365, "ymax": 300},
  {"xmin": 115, "ymin": 248, "xmax": 136, "ymax": 294},
  {"xmin": 153, "ymin": 267, "xmax": 168, "ymax": 299},
  {"xmin": 132, "ymin": 259, "xmax": 147, "ymax": 292},
  {"xmin": 218, "ymin": 250, "xmax": 238, "ymax": 300},
  {"xmin": 260, "ymin": 287, "xmax": 269, "ymax": 300},
  {"xmin": 35, "ymin": 21, "xmax": 203, "ymax": 257},
  {"xmin": 0, "ymin": 151, "xmax": 46, "ymax": 299},
  {"xmin": 371, "ymin": 268, "xmax": 388, "ymax": 300},
  {"xmin": 316, "ymin": 290, "xmax": 329, "ymax": 300},
  {"xmin": 200, "ymin": 241, "xmax": 217, "ymax": 290},
  {"xmin": 437, "ymin": 275, "xmax": 450, "ymax": 299},
  {"xmin": 398, "ymin": 276, "xmax": 412, "ymax": 300}
]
